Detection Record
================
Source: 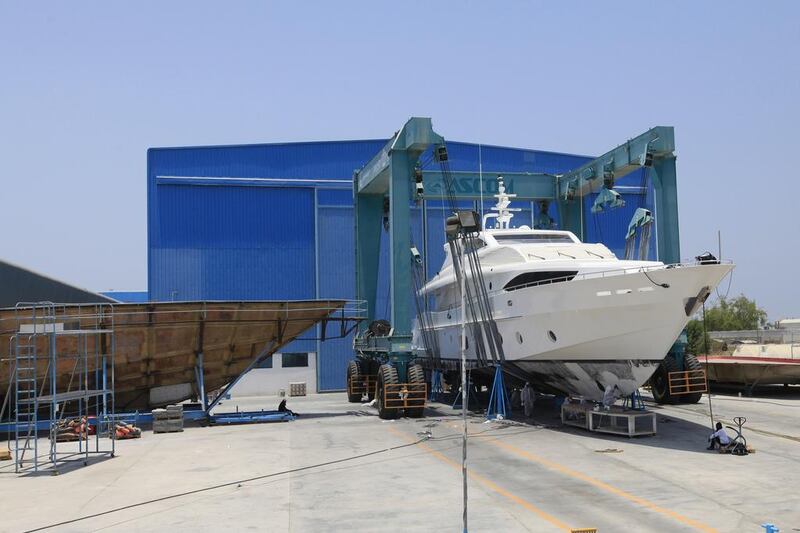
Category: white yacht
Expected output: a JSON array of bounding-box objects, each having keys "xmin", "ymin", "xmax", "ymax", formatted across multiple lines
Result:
[{"xmin": 414, "ymin": 182, "xmax": 734, "ymax": 401}]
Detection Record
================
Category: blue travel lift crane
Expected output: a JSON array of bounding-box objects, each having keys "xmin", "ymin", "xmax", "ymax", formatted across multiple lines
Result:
[
  {"xmin": 350, "ymin": 118, "xmax": 443, "ymax": 419},
  {"xmin": 348, "ymin": 118, "xmax": 704, "ymax": 420}
]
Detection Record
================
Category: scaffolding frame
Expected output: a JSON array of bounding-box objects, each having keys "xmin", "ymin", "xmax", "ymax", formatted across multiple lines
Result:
[{"xmin": 8, "ymin": 302, "xmax": 116, "ymax": 473}]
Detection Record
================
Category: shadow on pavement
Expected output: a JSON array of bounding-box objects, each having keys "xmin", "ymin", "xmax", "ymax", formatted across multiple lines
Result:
[{"xmin": 424, "ymin": 395, "xmax": 721, "ymax": 454}]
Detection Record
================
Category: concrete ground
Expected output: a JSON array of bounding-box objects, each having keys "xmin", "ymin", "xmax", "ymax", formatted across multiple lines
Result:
[{"xmin": 1, "ymin": 389, "xmax": 799, "ymax": 533}]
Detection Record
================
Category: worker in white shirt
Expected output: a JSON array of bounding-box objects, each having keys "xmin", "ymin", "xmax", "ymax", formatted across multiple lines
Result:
[
  {"xmin": 602, "ymin": 383, "xmax": 621, "ymax": 410},
  {"xmin": 707, "ymin": 421, "xmax": 731, "ymax": 450},
  {"xmin": 521, "ymin": 382, "xmax": 535, "ymax": 418}
]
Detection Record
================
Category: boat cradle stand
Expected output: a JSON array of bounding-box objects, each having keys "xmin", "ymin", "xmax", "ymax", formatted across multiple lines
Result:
[
  {"xmin": 561, "ymin": 401, "xmax": 657, "ymax": 437},
  {"xmin": 191, "ymin": 342, "xmax": 297, "ymax": 425}
]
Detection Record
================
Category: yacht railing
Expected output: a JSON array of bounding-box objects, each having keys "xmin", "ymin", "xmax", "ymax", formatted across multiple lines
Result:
[
  {"xmin": 429, "ymin": 260, "xmax": 733, "ymax": 315},
  {"xmin": 491, "ymin": 259, "xmax": 733, "ymax": 296}
]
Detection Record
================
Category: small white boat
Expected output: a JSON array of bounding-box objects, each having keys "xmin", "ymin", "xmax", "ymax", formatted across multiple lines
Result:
[{"xmin": 414, "ymin": 181, "xmax": 734, "ymax": 401}]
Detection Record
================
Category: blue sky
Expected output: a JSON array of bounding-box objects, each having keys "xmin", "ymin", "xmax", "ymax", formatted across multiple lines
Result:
[{"xmin": 1, "ymin": 2, "xmax": 798, "ymax": 319}]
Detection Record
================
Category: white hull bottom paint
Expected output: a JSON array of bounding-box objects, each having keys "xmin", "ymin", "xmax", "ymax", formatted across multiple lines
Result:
[
  {"xmin": 432, "ymin": 358, "xmax": 661, "ymax": 400},
  {"xmin": 509, "ymin": 359, "xmax": 660, "ymax": 399}
]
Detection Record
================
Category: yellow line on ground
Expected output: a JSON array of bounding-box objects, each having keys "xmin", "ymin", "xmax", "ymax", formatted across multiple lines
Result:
[
  {"xmin": 386, "ymin": 426, "xmax": 572, "ymax": 532},
  {"xmin": 485, "ymin": 437, "xmax": 718, "ymax": 533}
]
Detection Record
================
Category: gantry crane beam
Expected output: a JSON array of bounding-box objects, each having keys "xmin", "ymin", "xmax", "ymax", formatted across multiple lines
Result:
[
  {"xmin": 421, "ymin": 171, "xmax": 556, "ymax": 200},
  {"xmin": 556, "ymin": 126, "xmax": 680, "ymax": 263}
]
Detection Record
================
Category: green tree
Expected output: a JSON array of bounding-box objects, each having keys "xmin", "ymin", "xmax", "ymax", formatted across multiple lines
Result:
[
  {"xmin": 704, "ymin": 295, "xmax": 768, "ymax": 331},
  {"xmin": 686, "ymin": 319, "xmax": 707, "ymax": 355},
  {"xmin": 685, "ymin": 295, "xmax": 767, "ymax": 354}
]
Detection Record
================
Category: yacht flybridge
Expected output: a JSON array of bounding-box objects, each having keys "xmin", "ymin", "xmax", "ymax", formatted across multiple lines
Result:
[{"xmin": 413, "ymin": 180, "xmax": 734, "ymax": 401}]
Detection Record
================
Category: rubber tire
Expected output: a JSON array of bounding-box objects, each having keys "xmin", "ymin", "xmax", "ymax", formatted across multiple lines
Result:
[
  {"xmin": 377, "ymin": 364, "xmax": 399, "ymax": 420},
  {"xmin": 406, "ymin": 364, "xmax": 426, "ymax": 418},
  {"xmin": 346, "ymin": 360, "xmax": 364, "ymax": 403},
  {"xmin": 679, "ymin": 353, "xmax": 704, "ymax": 404},
  {"xmin": 651, "ymin": 355, "xmax": 679, "ymax": 404}
]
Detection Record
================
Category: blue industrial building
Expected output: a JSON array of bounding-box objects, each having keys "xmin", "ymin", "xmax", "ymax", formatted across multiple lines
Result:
[{"xmin": 147, "ymin": 138, "xmax": 653, "ymax": 391}]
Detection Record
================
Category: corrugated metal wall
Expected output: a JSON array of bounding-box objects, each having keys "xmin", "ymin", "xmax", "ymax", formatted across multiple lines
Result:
[
  {"xmin": 148, "ymin": 138, "xmax": 651, "ymax": 391},
  {"xmin": 317, "ymin": 197, "xmax": 356, "ymax": 391},
  {"xmin": 151, "ymin": 184, "xmax": 315, "ymax": 300}
]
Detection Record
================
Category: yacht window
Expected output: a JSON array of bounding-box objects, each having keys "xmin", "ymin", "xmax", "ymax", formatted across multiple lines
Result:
[
  {"xmin": 494, "ymin": 234, "xmax": 574, "ymax": 244},
  {"xmin": 503, "ymin": 271, "xmax": 578, "ymax": 291}
]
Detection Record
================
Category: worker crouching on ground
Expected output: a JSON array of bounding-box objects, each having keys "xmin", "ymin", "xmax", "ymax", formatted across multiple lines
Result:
[
  {"xmin": 278, "ymin": 399, "xmax": 298, "ymax": 417},
  {"xmin": 522, "ymin": 382, "xmax": 535, "ymax": 418},
  {"xmin": 707, "ymin": 421, "xmax": 731, "ymax": 450}
]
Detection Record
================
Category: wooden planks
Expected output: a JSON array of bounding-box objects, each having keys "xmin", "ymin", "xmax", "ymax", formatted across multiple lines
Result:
[{"xmin": 0, "ymin": 300, "xmax": 344, "ymax": 409}]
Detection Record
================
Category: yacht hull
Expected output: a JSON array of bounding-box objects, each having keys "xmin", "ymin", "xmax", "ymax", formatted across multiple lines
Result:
[{"xmin": 418, "ymin": 263, "xmax": 733, "ymax": 400}]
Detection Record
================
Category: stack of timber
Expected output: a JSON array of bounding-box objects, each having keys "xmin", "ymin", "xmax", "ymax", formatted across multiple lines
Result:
[
  {"xmin": 153, "ymin": 404, "xmax": 183, "ymax": 434},
  {"xmin": 52, "ymin": 416, "xmax": 96, "ymax": 442}
]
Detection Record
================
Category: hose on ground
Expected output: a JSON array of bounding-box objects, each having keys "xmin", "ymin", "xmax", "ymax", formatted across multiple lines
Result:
[{"xmin": 24, "ymin": 435, "xmax": 431, "ymax": 532}]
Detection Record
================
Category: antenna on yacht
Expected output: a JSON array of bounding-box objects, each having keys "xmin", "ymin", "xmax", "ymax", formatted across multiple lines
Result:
[{"xmin": 482, "ymin": 176, "xmax": 521, "ymax": 230}]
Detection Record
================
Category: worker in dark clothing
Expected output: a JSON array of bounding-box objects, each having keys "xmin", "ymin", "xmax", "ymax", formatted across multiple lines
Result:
[{"xmin": 278, "ymin": 398, "xmax": 298, "ymax": 417}]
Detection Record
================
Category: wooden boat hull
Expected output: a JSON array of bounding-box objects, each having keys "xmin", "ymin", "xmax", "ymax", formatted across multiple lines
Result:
[
  {"xmin": 703, "ymin": 353, "xmax": 800, "ymax": 387},
  {"xmin": 0, "ymin": 301, "xmax": 345, "ymax": 410}
]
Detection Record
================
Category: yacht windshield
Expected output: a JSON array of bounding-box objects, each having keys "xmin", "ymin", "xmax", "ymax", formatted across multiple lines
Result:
[
  {"xmin": 504, "ymin": 271, "xmax": 578, "ymax": 291},
  {"xmin": 494, "ymin": 234, "xmax": 574, "ymax": 244}
]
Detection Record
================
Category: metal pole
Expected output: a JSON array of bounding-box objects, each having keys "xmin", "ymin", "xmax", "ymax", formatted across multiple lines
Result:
[
  {"xmin": 717, "ymin": 230, "xmax": 722, "ymax": 261},
  {"xmin": 478, "ymin": 144, "xmax": 484, "ymax": 223},
  {"xmin": 422, "ymin": 200, "xmax": 429, "ymax": 282},
  {"xmin": 13, "ymin": 335, "xmax": 19, "ymax": 473},
  {"xmin": 702, "ymin": 302, "xmax": 715, "ymax": 431},
  {"xmin": 102, "ymin": 345, "xmax": 107, "ymax": 452},
  {"xmin": 196, "ymin": 352, "xmax": 207, "ymax": 411},
  {"xmin": 111, "ymin": 307, "xmax": 116, "ymax": 458},
  {"xmin": 460, "ymin": 239, "xmax": 468, "ymax": 533}
]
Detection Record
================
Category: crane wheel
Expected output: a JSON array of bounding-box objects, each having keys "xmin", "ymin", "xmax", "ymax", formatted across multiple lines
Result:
[
  {"xmin": 679, "ymin": 353, "xmax": 704, "ymax": 404},
  {"xmin": 406, "ymin": 364, "xmax": 426, "ymax": 418},
  {"xmin": 347, "ymin": 360, "xmax": 364, "ymax": 403},
  {"xmin": 377, "ymin": 364, "xmax": 399, "ymax": 420},
  {"xmin": 651, "ymin": 354, "xmax": 679, "ymax": 404}
]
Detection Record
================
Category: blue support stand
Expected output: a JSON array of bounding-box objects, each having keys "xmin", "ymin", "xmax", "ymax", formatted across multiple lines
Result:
[
  {"xmin": 762, "ymin": 524, "xmax": 780, "ymax": 533},
  {"xmin": 623, "ymin": 390, "xmax": 646, "ymax": 411},
  {"xmin": 486, "ymin": 365, "xmax": 511, "ymax": 420},
  {"xmin": 195, "ymin": 351, "xmax": 208, "ymax": 412},
  {"xmin": 429, "ymin": 369, "xmax": 443, "ymax": 402},
  {"xmin": 452, "ymin": 378, "xmax": 477, "ymax": 410}
]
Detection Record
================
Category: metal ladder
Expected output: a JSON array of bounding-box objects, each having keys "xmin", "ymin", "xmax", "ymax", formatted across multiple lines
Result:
[{"xmin": 14, "ymin": 334, "xmax": 39, "ymax": 473}]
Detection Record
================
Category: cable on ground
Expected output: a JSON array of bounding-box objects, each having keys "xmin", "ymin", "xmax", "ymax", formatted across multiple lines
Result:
[
  {"xmin": 702, "ymin": 301, "xmax": 716, "ymax": 431},
  {"xmin": 24, "ymin": 435, "xmax": 431, "ymax": 532}
]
